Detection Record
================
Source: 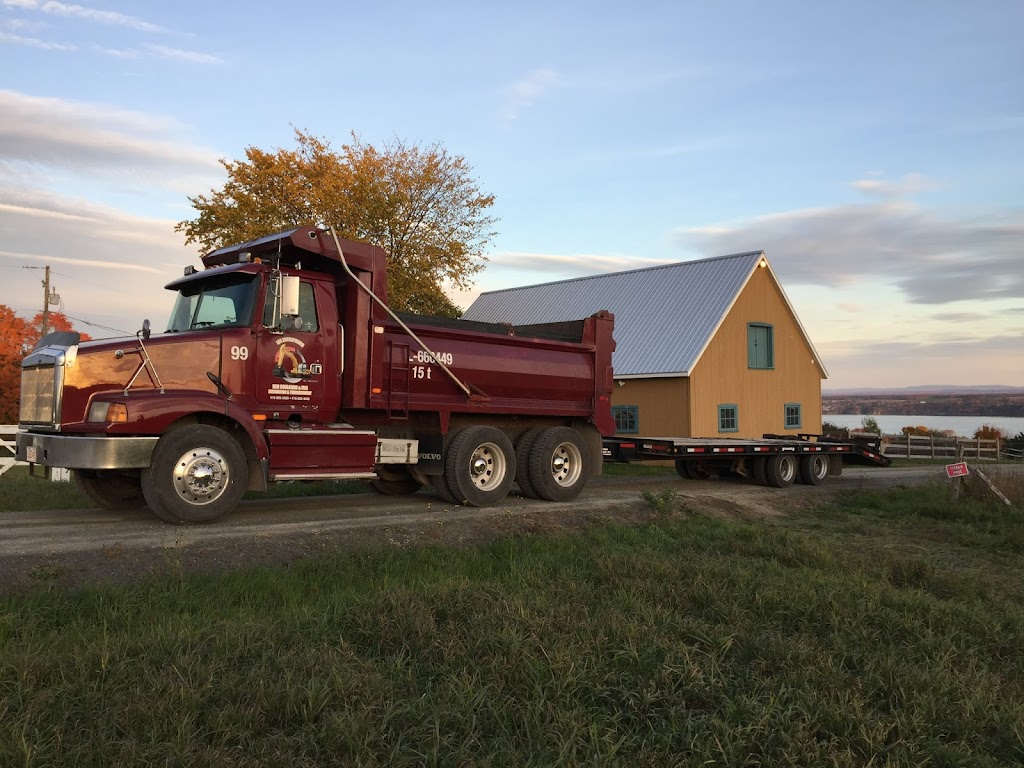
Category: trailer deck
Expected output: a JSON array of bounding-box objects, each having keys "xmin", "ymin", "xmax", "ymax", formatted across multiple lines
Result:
[{"xmin": 603, "ymin": 433, "xmax": 891, "ymax": 488}]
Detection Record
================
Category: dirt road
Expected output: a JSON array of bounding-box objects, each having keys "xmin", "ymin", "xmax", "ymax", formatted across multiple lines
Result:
[{"xmin": 0, "ymin": 465, "xmax": 998, "ymax": 594}]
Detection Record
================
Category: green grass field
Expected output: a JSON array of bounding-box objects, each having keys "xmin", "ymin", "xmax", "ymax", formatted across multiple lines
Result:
[{"xmin": 1, "ymin": 481, "xmax": 1022, "ymax": 766}]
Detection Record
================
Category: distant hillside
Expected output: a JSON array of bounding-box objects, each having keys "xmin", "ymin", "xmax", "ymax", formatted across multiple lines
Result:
[
  {"xmin": 823, "ymin": 392, "xmax": 1024, "ymax": 418},
  {"xmin": 824, "ymin": 385, "xmax": 1024, "ymax": 396}
]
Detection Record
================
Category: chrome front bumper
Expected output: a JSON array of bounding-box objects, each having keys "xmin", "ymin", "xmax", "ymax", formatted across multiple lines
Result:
[{"xmin": 16, "ymin": 431, "xmax": 158, "ymax": 470}]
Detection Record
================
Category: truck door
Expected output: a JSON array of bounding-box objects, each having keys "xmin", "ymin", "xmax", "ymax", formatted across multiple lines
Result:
[{"xmin": 255, "ymin": 279, "xmax": 327, "ymax": 412}]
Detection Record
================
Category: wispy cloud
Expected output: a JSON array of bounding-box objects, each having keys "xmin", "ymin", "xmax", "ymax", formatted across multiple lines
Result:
[
  {"xmin": 0, "ymin": 247, "xmax": 163, "ymax": 273},
  {"xmin": 489, "ymin": 250, "xmax": 669, "ymax": 278},
  {"xmin": 674, "ymin": 175, "xmax": 1024, "ymax": 305},
  {"xmin": 0, "ymin": 89, "xmax": 222, "ymax": 187},
  {"xmin": 499, "ymin": 69, "xmax": 563, "ymax": 123},
  {"xmin": 0, "ymin": 186, "xmax": 195, "ymax": 334},
  {"xmin": 2, "ymin": 2, "xmax": 221, "ymax": 63},
  {"xmin": 146, "ymin": 43, "xmax": 222, "ymax": 65},
  {"xmin": 850, "ymin": 172, "xmax": 935, "ymax": 199},
  {"xmin": 0, "ymin": 28, "xmax": 74, "ymax": 49},
  {"xmin": 3, "ymin": 0, "xmax": 165, "ymax": 33},
  {"xmin": 817, "ymin": 335, "xmax": 1024, "ymax": 389}
]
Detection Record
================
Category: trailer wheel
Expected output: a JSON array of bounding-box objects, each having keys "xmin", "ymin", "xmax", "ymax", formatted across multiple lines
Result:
[
  {"xmin": 752, "ymin": 457, "xmax": 768, "ymax": 486},
  {"xmin": 528, "ymin": 427, "xmax": 589, "ymax": 502},
  {"xmin": 74, "ymin": 470, "xmax": 146, "ymax": 511},
  {"xmin": 444, "ymin": 426, "xmax": 515, "ymax": 506},
  {"xmin": 798, "ymin": 454, "xmax": 829, "ymax": 486},
  {"xmin": 674, "ymin": 459, "xmax": 693, "ymax": 480},
  {"xmin": 764, "ymin": 454, "xmax": 797, "ymax": 488},
  {"xmin": 515, "ymin": 428, "xmax": 546, "ymax": 498},
  {"xmin": 141, "ymin": 425, "xmax": 248, "ymax": 524},
  {"xmin": 368, "ymin": 466, "xmax": 423, "ymax": 496}
]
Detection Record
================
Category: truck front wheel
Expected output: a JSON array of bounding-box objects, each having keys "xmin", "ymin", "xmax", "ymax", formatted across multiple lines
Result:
[
  {"xmin": 142, "ymin": 425, "xmax": 248, "ymax": 524},
  {"xmin": 528, "ymin": 427, "xmax": 589, "ymax": 502},
  {"xmin": 444, "ymin": 426, "xmax": 515, "ymax": 507},
  {"xmin": 74, "ymin": 470, "xmax": 145, "ymax": 511}
]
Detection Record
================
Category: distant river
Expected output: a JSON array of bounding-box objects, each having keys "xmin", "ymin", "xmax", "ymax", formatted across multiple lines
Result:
[{"xmin": 828, "ymin": 414, "xmax": 1024, "ymax": 438}]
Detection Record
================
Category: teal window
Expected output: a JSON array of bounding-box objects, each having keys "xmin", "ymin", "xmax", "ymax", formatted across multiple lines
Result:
[
  {"xmin": 748, "ymin": 323, "xmax": 774, "ymax": 369},
  {"xmin": 718, "ymin": 404, "xmax": 738, "ymax": 433},
  {"xmin": 613, "ymin": 405, "xmax": 639, "ymax": 434},
  {"xmin": 785, "ymin": 403, "xmax": 801, "ymax": 429}
]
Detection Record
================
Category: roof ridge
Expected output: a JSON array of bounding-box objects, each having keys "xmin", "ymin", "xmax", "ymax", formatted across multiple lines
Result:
[{"xmin": 477, "ymin": 250, "xmax": 765, "ymax": 297}]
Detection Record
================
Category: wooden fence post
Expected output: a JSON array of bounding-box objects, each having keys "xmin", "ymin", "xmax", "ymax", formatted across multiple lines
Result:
[{"xmin": 949, "ymin": 443, "xmax": 965, "ymax": 501}]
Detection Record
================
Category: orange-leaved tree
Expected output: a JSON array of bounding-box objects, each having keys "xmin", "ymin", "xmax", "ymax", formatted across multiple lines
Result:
[
  {"xmin": 0, "ymin": 307, "xmax": 91, "ymax": 423},
  {"xmin": 176, "ymin": 130, "xmax": 498, "ymax": 317},
  {"xmin": 0, "ymin": 305, "xmax": 27, "ymax": 423},
  {"xmin": 973, "ymin": 424, "xmax": 1008, "ymax": 441}
]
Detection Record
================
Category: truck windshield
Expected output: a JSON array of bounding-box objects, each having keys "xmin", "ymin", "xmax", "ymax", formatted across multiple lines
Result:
[{"xmin": 166, "ymin": 274, "xmax": 259, "ymax": 332}]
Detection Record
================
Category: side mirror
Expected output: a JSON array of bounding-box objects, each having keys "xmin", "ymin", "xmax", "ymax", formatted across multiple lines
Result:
[{"xmin": 280, "ymin": 275, "xmax": 300, "ymax": 317}]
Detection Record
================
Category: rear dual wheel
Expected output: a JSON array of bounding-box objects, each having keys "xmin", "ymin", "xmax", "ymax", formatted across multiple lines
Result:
[
  {"xmin": 439, "ymin": 425, "xmax": 590, "ymax": 506},
  {"xmin": 444, "ymin": 426, "xmax": 516, "ymax": 507},
  {"xmin": 527, "ymin": 427, "xmax": 589, "ymax": 502}
]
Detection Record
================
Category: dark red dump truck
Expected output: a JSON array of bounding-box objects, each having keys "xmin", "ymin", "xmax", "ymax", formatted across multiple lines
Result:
[{"xmin": 17, "ymin": 227, "xmax": 616, "ymax": 523}]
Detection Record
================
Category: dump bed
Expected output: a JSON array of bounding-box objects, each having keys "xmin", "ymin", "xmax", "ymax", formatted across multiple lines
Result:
[{"xmin": 366, "ymin": 310, "xmax": 616, "ymax": 433}]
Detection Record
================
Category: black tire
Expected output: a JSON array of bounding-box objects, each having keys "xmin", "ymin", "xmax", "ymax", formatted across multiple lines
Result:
[
  {"xmin": 674, "ymin": 459, "xmax": 693, "ymax": 480},
  {"xmin": 764, "ymin": 454, "xmax": 797, "ymax": 488},
  {"xmin": 141, "ymin": 425, "xmax": 248, "ymax": 524},
  {"xmin": 515, "ymin": 428, "xmax": 546, "ymax": 498},
  {"xmin": 367, "ymin": 466, "xmax": 423, "ymax": 496},
  {"xmin": 444, "ymin": 426, "xmax": 515, "ymax": 507},
  {"xmin": 798, "ymin": 454, "xmax": 829, "ymax": 486},
  {"xmin": 73, "ymin": 470, "xmax": 145, "ymax": 511},
  {"xmin": 431, "ymin": 470, "xmax": 460, "ymax": 504},
  {"xmin": 752, "ymin": 456, "xmax": 768, "ymax": 486},
  {"xmin": 527, "ymin": 427, "xmax": 590, "ymax": 502}
]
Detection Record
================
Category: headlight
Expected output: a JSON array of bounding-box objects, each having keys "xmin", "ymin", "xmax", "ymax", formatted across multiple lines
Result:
[{"xmin": 87, "ymin": 401, "xmax": 128, "ymax": 423}]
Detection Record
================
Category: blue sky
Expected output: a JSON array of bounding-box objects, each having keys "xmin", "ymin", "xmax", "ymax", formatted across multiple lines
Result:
[{"xmin": 0, "ymin": 0, "xmax": 1021, "ymax": 389}]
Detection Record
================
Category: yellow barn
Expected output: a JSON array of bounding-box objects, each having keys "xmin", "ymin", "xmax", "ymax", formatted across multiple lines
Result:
[{"xmin": 463, "ymin": 251, "xmax": 827, "ymax": 439}]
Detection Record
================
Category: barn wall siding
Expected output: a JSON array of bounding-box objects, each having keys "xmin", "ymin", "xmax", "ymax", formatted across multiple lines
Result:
[
  {"xmin": 611, "ymin": 376, "xmax": 690, "ymax": 437},
  {"xmin": 690, "ymin": 266, "xmax": 823, "ymax": 438}
]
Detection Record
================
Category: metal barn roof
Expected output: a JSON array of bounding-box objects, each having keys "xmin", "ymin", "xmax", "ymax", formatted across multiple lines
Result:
[{"xmin": 464, "ymin": 251, "xmax": 827, "ymax": 377}]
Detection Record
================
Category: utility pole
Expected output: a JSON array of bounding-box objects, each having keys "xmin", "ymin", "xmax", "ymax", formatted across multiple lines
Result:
[{"xmin": 41, "ymin": 266, "xmax": 60, "ymax": 336}]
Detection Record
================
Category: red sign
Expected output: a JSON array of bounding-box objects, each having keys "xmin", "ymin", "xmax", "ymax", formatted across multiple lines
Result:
[{"xmin": 945, "ymin": 462, "xmax": 969, "ymax": 478}]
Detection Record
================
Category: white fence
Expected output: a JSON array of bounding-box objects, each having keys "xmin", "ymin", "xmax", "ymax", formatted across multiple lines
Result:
[
  {"xmin": 0, "ymin": 425, "xmax": 19, "ymax": 477},
  {"xmin": 0, "ymin": 426, "xmax": 70, "ymax": 480},
  {"xmin": 850, "ymin": 431, "xmax": 1020, "ymax": 461}
]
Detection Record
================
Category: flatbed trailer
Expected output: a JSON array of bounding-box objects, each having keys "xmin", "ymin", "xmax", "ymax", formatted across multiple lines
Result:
[{"xmin": 603, "ymin": 433, "xmax": 891, "ymax": 488}]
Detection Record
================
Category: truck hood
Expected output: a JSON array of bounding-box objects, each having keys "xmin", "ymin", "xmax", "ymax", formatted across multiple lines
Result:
[{"xmin": 46, "ymin": 332, "xmax": 224, "ymax": 426}]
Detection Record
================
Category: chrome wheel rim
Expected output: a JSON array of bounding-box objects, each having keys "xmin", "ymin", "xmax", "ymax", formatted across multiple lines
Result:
[
  {"xmin": 173, "ymin": 446, "xmax": 229, "ymax": 505},
  {"xmin": 550, "ymin": 442, "xmax": 583, "ymax": 487},
  {"xmin": 779, "ymin": 456, "xmax": 796, "ymax": 483},
  {"xmin": 469, "ymin": 442, "xmax": 506, "ymax": 490}
]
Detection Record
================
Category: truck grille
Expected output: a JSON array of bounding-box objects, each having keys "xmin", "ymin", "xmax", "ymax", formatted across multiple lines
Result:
[{"xmin": 19, "ymin": 365, "xmax": 57, "ymax": 426}]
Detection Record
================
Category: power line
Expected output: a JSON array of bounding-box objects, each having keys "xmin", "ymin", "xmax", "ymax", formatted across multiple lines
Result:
[{"xmin": 62, "ymin": 314, "xmax": 132, "ymax": 336}]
